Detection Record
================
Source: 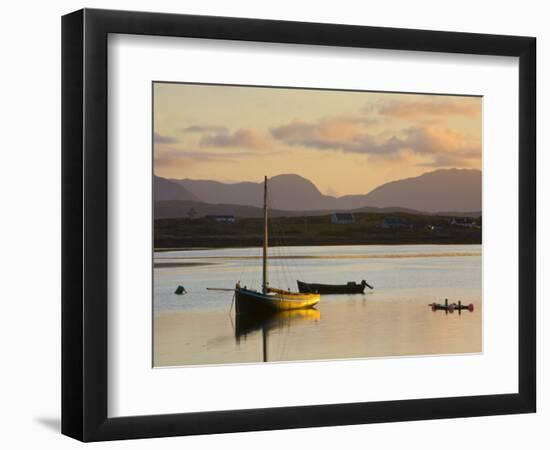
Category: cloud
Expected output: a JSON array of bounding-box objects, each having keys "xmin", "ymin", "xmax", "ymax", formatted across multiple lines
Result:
[
  {"xmin": 397, "ymin": 127, "xmax": 454, "ymax": 155},
  {"xmin": 271, "ymin": 117, "xmax": 400, "ymax": 155},
  {"xmin": 154, "ymin": 132, "xmax": 178, "ymax": 144},
  {"xmin": 376, "ymin": 97, "xmax": 480, "ymax": 118},
  {"xmin": 271, "ymin": 120, "xmax": 317, "ymax": 142},
  {"xmin": 271, "ymin": 114, "xmax": 480, "ymax": 168},
  {"xmin": 380, "ymin": 127, "xmax": 481, "ymax": 168},
  {"xmin": 200, "ymin": 128, "xmax": 270, "ymax": 150},
  {"xmin": 319, "ymin": 116, "xmax": 378, "ymax": 140},
  {"xmin": 182, "ymin": 125, "xmax": 228, "ymax": 133},
  {"xmin": 271, "ymin": 115, "xmax": 380, "ymax": 151},
  {"xmin": 272, "ymin": 115, "xmax": 377, "ymax": 141},
  {"xmin": 154, "ymin": 149, "xmax": 251, "ymax": 174},
  {"xmin": 415, "ymin": 153, "xmax": 473, "ymax": 168},
  {"xmin": 154, "ymin": 147, "xmax": 268, "ymax": 170}
]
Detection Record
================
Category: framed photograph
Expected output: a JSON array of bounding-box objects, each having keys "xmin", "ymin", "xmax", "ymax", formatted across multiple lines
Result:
[{"xmin": 62, "ymin": 8, "xmax": 536, "ymax": 441}]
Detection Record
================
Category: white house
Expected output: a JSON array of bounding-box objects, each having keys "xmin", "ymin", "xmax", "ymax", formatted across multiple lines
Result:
[
  {"xmin": 381, "ymin": 217, "xmax": 410, "ymax": 229},
  {"xmin": 450, "ymin": 217, "xmax": 476, "ymax": 228},
  {"xmin": 206, "ymin": 215, "xmax": 236, "ymax": 224},
  {"xmin": 331, "ymin": 213, "xmax": 355, "ymax": 224}
]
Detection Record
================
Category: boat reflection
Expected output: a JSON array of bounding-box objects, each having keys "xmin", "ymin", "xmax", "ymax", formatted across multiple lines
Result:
[{"xmin": 235, "ymin": 307, "xmax": 320, "ymax": 362}]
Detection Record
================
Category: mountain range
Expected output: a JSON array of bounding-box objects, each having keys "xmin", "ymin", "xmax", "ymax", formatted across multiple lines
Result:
[
  {"xmin": 154, "ymin": 169, "xmax": 481, "ymax": 215},
  {"xmin": 154, "ymin": 175, "xmax": 199, "ymax": 202}
]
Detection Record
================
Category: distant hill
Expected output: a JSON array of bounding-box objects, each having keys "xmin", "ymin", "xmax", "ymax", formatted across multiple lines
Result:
[
  {"xmin": 361, "ymin": 169, "xmax": 481, "ymax": 213},
  {"xmin": 173, "ymin": 174, "xmax": 344, "ymax": 210},
  {"xmin": 154, "ymin": 200, "xmax": 466, "ymax": 220},
  {"xmin": 154, "ymin": 175, "xmax": 200, "ymax": 202},
  {"xmin": 155, "ymin": 200, "xmax": 269, "ymax": 219},
  {"xmin": 161, "ymin": 169, "xmax": 481, "ymax": 213}
]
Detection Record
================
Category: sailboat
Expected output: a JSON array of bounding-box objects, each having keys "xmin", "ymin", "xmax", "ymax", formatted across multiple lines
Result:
[{"xmin": 234, "ymin": 176, "xmax": 320, "ymax": 314}]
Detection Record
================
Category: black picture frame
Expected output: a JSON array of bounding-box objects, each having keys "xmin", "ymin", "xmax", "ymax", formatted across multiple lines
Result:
[{"xmin": 62, "ymin": 8, "xmax": 536, "ymax": 442}]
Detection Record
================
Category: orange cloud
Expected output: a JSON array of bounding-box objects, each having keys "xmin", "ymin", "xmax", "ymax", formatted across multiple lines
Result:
[
  {"xmin": 200, "ymin": 128, "xmax": 271, "ymax": 150},
  {"xmin": 377, "ymin": 97, "xmax": 480, "ymax": 118},
  {"xmin": 154, "ymin": 148, "xmax": 254, "ymax": 174},
  {"xmin": 182, "ymin": 125, "xmax": 228, "ymax": 133},
  {"xmin": 153, "ymin": 132, "xmax": 178, "ymax": 144},
  {"xmin": 271, "ymin": 115, "xmax": 380, "ymax": 151},
  {"xmin": 272, "ymin": 115, "xmax": 480, "ymax": 168},
  {"xmin": 402, "ymin": 126, "xmax": 478, "ymax": 155},
  {"xmin": 318, "ymin": 115, "xmax": 378, "ymax": 140}
]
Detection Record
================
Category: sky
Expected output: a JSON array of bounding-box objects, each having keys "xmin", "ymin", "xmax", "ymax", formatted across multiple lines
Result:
[{"xmin": 153, "ymin": 82, "xmax": 481, "ymax": 196}]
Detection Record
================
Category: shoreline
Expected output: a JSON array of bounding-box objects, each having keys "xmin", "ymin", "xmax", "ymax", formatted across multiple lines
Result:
[
  {"xmin": 155, "ymin": 240, "xmax": 482, "ymax": 252},
  {"xmin": 155, "ymin": 212, "xmax": 481, "ymax": 250},
  {"xmin": 153, "ymin": 261, "xmax": 214, "ymax": 268},
  {"xmin": 154, "ymin": 251, "xmax": 481, "ymax": 260}
]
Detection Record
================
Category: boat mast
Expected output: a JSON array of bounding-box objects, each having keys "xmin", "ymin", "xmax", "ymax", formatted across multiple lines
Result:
[
  {"xmin": 262, "ymin": 327, "xmax": 268, "ymax": 362},
  {"xmin": 262, "ymin": 175, "xmax": 268, "ymax": 294}
]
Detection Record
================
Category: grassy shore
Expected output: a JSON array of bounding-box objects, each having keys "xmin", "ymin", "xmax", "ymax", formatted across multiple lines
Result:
[{"xmin": 154, "ymin": 211, "xmax": 481, "ymax": 249}]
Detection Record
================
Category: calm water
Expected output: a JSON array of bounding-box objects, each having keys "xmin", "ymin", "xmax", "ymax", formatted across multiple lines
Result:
[{"xmin": 153, "ymin": 245, "xmax": 482, "ymax": 366}]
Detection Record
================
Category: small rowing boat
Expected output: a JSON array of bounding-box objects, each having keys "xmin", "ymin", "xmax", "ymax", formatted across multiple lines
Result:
[{"xmin": 297, "ymin": 279, "xmax": 373, "ymax": 295}]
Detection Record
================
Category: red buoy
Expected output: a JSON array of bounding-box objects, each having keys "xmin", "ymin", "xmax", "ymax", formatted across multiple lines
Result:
[
  {"xmin": 468, "ymin": 304, "xmax": 474, "ymax": 312},
  {"xmin": 431, "ymin": 303, "xmax": 437, "ymax": 311}
]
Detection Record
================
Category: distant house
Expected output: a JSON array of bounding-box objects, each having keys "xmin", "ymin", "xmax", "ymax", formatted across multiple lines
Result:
[
  {"xmin": 331, "ymin": 213, "xmax": 355, "ymax": 224},
  {"xmin": 450, "ymin": 217, "xmax": 476, "ymax": 228},
  {"xmin": 381, "ymin": 217, "xmax": 410, "ymax": 229},
  {"xmin": 205, "ymin": 215, "xmax": 237, "ymax": 224}
]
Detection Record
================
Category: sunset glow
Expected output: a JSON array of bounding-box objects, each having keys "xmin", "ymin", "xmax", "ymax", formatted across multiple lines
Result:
[{"xmin": 154, "ymin": 83, "xmax": 481, "ymax": 196}]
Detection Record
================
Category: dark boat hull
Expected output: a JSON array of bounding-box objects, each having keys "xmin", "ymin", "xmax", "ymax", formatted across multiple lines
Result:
[
  {"xmin": 297, "ymin": 280, "xmax": 368, "ymax": 294},
  {"xmin": 235, "ymin": 287, "xmax": 319, "ymax": 315}
]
